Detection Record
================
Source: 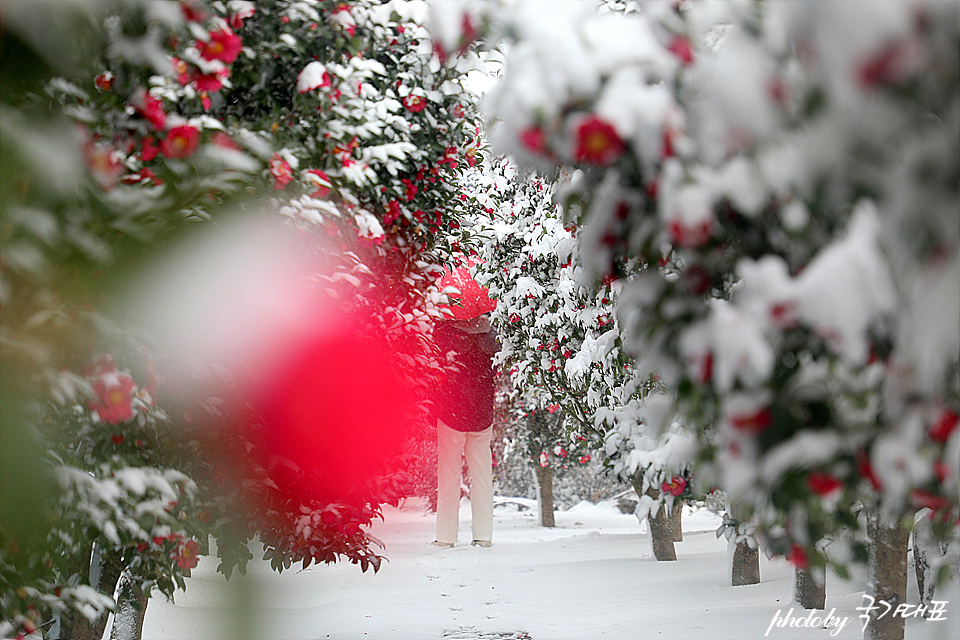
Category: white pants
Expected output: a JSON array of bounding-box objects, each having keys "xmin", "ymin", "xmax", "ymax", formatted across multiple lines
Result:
[{"xmin": 436, "ymin": 419, "xmax": 493, "ymax": 544}]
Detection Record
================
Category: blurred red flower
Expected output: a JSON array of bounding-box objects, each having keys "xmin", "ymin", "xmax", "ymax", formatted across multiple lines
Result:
[
  {"xmin": 730, "ymin": 407, "xmax": 772, "ymax": 434},
  {"xmin": 174, "ymin": 539, "xmax": 201, "ymax": 570},
  {"xmin": 807, "ymin": 471, "xmax": 842, "ymax": 496},
  {"xmin": 134, "ymin": 92, "xmax": 167, "ymax": 131},
  {"xmin": 403, "ymin": 94, "xmax": 427, "ymax": 112},
  {"xmin": 574, "ymin": 115, "xmax": 624, "ymax": 165},
  {"xmin": 929, "ymin": 409, "xmax": 958, "ymax": 443},
  {"xmin": 160, "ymin": 124, "xmax": 201, "ymax": 158},
  {"xmin": 269, "ymin": 153, "xmax": 293, "ymax": 190},
  {"xmin": 662, "ymin": 475, "xmax": 687, "ymax": 496},
  {"xmin": 199, "ymin": 27, "xmax": 242, "ymax": 64},
  {"xmin": 89, "ymin": 375, "xmax": 136, "ymax": 424},
  {"xmin": 787, "ymin": 543, "xmax": 808, "ymax": 569}
]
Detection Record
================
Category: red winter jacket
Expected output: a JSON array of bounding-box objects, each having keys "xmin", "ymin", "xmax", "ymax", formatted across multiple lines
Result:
[{"xmin": 433, "ymin": 322, "xmax": 499, "ymax": 432}]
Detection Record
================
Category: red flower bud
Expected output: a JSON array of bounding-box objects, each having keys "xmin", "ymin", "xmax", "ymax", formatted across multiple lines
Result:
[
  {"xmin": 807, "ymin": 471, "xmax": 842, "ymax": 496},
  {"xmin": 730, "ymin": 408, "xmax": 772, "ymax": 433},
  {"xmin": 667, "ymin": 36, "xmax": 694, "ymax": 66},
  {"xmin": 930, "ymin": 409, "xmax": 958, "ymax": 443},
  {"xmin": 787, "ymin": 543, "xmax": 808, "ymax": 570}
]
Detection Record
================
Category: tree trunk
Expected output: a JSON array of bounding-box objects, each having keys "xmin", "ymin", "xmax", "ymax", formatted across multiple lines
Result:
[
  {"xmin": 59, "ymin": 602, "xmax": 101, "ymax": 640},
  {"xmin": 865, "ymin": 511, "xmax": 909, "ymax": 640},
  {"xmin": 912, "ymin": 511, "xmax": 942, "ymax": 609},
  {"xmin": 731, "ymin": 539, "xmax": 760, "ymax": 585},
  {"xmin": 671, "ymin": 500, "xmax": 683, "ymax": 542},
  {"xmin": 794, "ymin": 567, "xmax": 826, "ymax": 609},
  {"xmin": 109, "ymin": 571, "xmax": 149, "ymax": 640},
  {"xmin": 633, "ymin": 482, "xmax": 677, "ymax": 561},
  {"xmin": 726, "ymin": 496, "xmax": 759, "ymax": 586},
  {"xmin": 59, "ymin": 544, "xmax": 126, "ymax": 640},
  {"xmin": 58, "ymin": 544, "xmax": 99, "ymax": 640},
  {"xmin": 534, "ymin": 465, "xmax": 555, "ymax": 528}
]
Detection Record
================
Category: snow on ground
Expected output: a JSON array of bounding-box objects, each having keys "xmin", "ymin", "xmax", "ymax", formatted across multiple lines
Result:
[{"xmin": 133, "ymin": 497, "xmax": 959, "ymax": 640}]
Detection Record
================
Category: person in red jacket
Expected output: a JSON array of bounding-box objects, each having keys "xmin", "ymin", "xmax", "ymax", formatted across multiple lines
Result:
[{"xmin": 432, "ymin": 313, "xmax": 499, "ymax": 547}]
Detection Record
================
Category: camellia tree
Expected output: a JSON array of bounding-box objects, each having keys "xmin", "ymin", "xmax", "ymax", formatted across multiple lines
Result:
[
  {"xmin": 2, "ymin": 0, "xmax": 489, "ymax": 637},
  {"xmin": 472, "ymin": 157, "xmax": 694, "ymax": 554},
  {"xmin": 183, "ymin": 0, "xmax": 492, "ymax": 581},
  {"xmin": 434, "ymin": 2, "xmax": 959, "ymax": 639}
]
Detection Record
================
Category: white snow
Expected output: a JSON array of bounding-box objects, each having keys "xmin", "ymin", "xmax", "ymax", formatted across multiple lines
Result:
[
  {"xmin": 296, "ymin": 62, "xmax": 328, "ymax": 93},
  {"xmin": 125, "ymin": 497, "xmax": 959, "ymax": 640}
]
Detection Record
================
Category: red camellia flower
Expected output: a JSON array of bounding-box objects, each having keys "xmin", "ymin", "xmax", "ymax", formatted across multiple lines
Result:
[
  {"xmin": 269, "ymin": 153, "xmax": 293, "ymax": 190},
  {"xmin": 89, "ymin": 374, "xmax": 136, "ymax": 424},
  {"xmin": 579, "ymin": 455, "xmax": 591, "ymax": 464},
  {"xmin": 180, "ymin": 0, "xmax": 207, "ymax": 23},
  {"xmin": 296, "ymin": 61, "xmax": 331, "ymax": 94},
  {"xmin": 856, "ymin": 449, "xmax": 882, "ymax": 490},
  {"xmin": 769, "ymin": 300, "xmax": 800, "ymax": 329},
  {"xmin": 140, "ymin": 136, "xmax": 159, "ymax": 162},
  {"xmin": 228, "ymin": 3, "xmax": 256, "ymax": 30},
  {"xmin": 910, "ymin": 489, "xmax": 949, "ymax": 513},
  {"xmin": 134, "ymin": 92, "xmax": 167, "ymax": 131},
  {"xmin": 858, "ymin": 41, "xmax": 916, "ymax": 88},
  {"xmin": 199, "ymin": 27, "xmax": 242, "ymax": 64},
  {"xmin": 174, "ymin": 539, "xmax": 201, "ymax": 570},
  {"xmin": 210, "ymin": 131, "xmax": 240, "ymax": 151},
  {"xmin": 82, "ymin": 140, "xmax": 124, "ymax": 189},
  {"xmin": 668, "ymin": 217, "xmax": 714, "ymax": 248},
  {"xmin": 172, "ymin": 57, "xmax": 191, "ymax": 85},
  {"xmin": 807, "ymin": 471, "xmax": 843, "ymax": 496},
  {"xmin": 402, "ymin": 178, "xmax": 418, "ymax": 201},
  {"xmin": 661, "ymin": 475, "xmax": 687, "ymax": 497},
  {"xmin": 668, "ymin": 35, "xmax": 694, "ymax": 66},
  {"xmin": 244, "ymin": 308, "xmax": 418, "ymax": 504},
  {"xmin": 403, "ymin": 94, "xmax": 427, "ymax": 112},
  {"xmin": 681, "ymin": 264, "xmax": 712, "ymax": 295},
  {"xmin": 94, "ymin": 72, "xmax": 114, "ymax": 91},
  {"xmin": 383, "ymin": 200, "xmax": 402, "ymax": 225},
  {"xmin": 929, "ymin": 409, "xmax": 959, "ymax": 443},
  {"xmin": 306, "ymin": 169, "xmax": 332, "ymax": 198},
  {"xmin": 331, "ymin": 3, "xmax": 356, "ymax": 38},
  {"xmin": 464, "ymin": 145, "xmax": 478, "ymax": 167},
  {"xmin": 787, "ymin": 543, "xmax": 808, "ymax": 569},
  {"xmin": 121, "ymin": 167, "xmax": 163, "ymax": 186},
  {"xmin": 730, "ymin": 407, "xmax": 773, "ymax": 433},
  {"xmin": 933, "ymin": 461, "xmax": 950, "ymax": 484},
  {"xmin": 160, "ymin": 124, "xmax": 201, "ymax": 158},
  {"xmin": 574, "ymin": 115, "xmax": 625, "ymax": 165},
  {"xmin": 191, "ymin": 67, "xmax": 229, "ymax": 93}
]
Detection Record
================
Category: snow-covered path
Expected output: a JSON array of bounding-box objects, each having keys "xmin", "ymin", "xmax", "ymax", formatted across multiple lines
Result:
[{"xmin": 134, "ymin": 498, "xmax": 959, "ymax": 640}]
